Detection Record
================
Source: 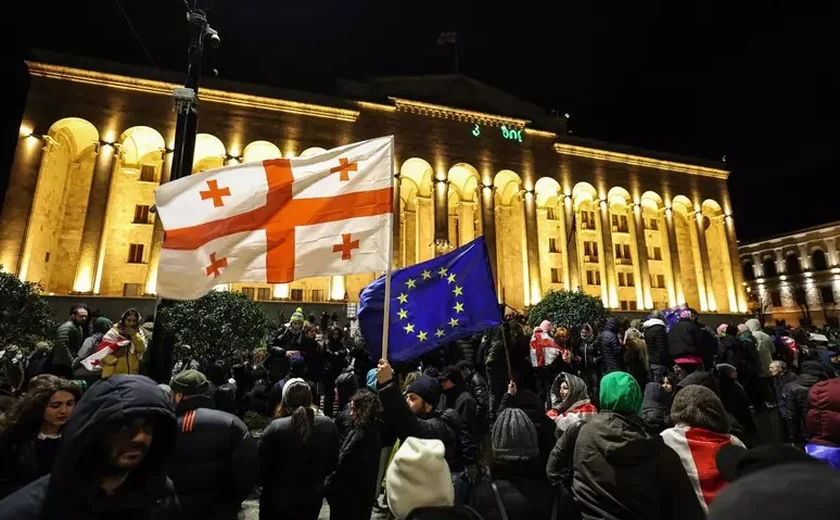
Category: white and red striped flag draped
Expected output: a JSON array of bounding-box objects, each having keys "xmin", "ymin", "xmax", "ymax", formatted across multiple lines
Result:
[{"xmin": 154, "ymin": 136, "xmax": 394, "ymax": 300}]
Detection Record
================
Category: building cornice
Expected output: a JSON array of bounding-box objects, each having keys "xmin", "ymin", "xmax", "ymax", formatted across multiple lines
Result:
[
  {"xmin": 26, "ymin": 61, "xmax": 360, "ymax": 122},
  {"xmin": 738, "ymin": 222, "xmax": 840, "ymax": 251},
  {"xmin": 553, "ymin": 143, "xmax": 729, "ymax": 180},
  {"xmin": 389, "ymin": 97, "xmax": 531, "ymax": 128}
]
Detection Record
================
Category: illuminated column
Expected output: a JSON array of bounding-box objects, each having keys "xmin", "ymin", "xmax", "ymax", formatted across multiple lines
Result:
[
  {"xmin": 694, "ymin": 213, "xmax": 714, "ymax": 311},
  {"xmin": 399, "ymin": 212, "xmax": 407, "ymax": 267},
  {"xmin": 752, "ymin": 253, "xmax": 764, "ymax": 277},
  {"xmin": 393, "ymin": 172, "xmax": 401, "ymax": 268},
  {"xmin": 0, "ymin": 132, "xmax": 46, "ymax": 276},
  {"xmin": 458, "ymin": 201, "xmax": 477, "ymax": 245},
  {"xmin": 599, "ymin": 200, "xmax": 618, "ymax": 308},
  {"xmin": 827, "ymin": 242, "xmax": 839, "ymax": 267},
  {"xmin": 143, "ymin": 149, "xmax": 172, "ymax": 295},
  {"xmin": 664, "ymin": 208, "xmax": 684, "ymax": 305},
  {"xmin": 481, "ymin": 185, "xmax": 498, "ymax": 285},
  {"xmin": 523, "ymin": 191, "xmax": 541, "ymax": 305},
  {"xmin": 798, "ymin": 245, "xmax": 810, "ymax": 271},
  {"xmin": 775, "ymin": 249, "xmax": 785, "ymax": 274},
  {"xmin": 433, "ymin": 179, "xmax": 448, "ymax": 254},
  {"xmin": 416, "ymin": 195, "xmax": 434, "ymax": 261},
  {"xmin": 632, "ymin": 205, "xmax": 652, "ymax": 309},
  {"xmin": 562, "ymin": 195, "xmax": 580, "ymax": 290},
  {"xmin": 724, "ymin": 215, "xmax": 747, "ymax": 312},
  {"xmin": 330, "ymin": 275, "xmax": 346, "ymax": 301}
]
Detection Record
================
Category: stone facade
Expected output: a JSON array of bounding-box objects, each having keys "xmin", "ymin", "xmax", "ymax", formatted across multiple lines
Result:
[
  {"xmin": 0, "ymin": 53, "xmax": 746, "ymax": 314},
  {"xmin": 739, "ymin": 222, "xmax": 840, "ymax": 327}
]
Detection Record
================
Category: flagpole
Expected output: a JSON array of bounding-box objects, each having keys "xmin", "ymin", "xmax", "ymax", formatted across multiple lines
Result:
[{"xmin": 380, "ymin": 137, "xmax": 396, "ymax": 361}]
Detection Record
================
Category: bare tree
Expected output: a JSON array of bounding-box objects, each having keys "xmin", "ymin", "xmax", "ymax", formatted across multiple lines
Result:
[{"xmin": 748, "ymin": 290, "xmax": 772, "ymax": 324}]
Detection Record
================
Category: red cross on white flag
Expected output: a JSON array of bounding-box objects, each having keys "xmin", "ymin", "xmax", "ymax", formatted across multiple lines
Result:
[{"xmin": 153, "ymin": 136, "xmax": 395, "ymax": 300}]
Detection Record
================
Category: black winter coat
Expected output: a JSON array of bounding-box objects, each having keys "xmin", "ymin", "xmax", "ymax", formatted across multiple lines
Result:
[
  {"xmin": 668, "ymin": 318, "xmax": 704, "ymax": 361},
  {"xmin": 378, "ymin": 379, "xmax": 476, "ymax": 471},
  {"xmin": 0, "ymin": 375, "xmax": 180, "ymax": 520},
  {"xmin": 718, "ymin": 377, "xmax": 757, "ymax": 437},
  {"xmin": 258, "ymin": 413, "xmax": 339, "ymax": 520},
  {"xmin": 467, "ymin": 370, "xmax": 490, "ymax": 432},
  {"xmin": 784, "ymin": 362, "xmax": 830, "ymax": 444},
  {"xmin": 169, "ymin": 395, "xmax": 258, "ymax": 520},
  {"xmin": 640, "ymin": 383, "xmax": 673, "ymax": 434},
  {"xmin": 0, "ymin": 435, "xmax": 60, "ymax": 499},
  {"xmin": 440, "ymin": 385, "xmax": 481, "ymax": 443},
  {"xmin": 600, "ymin": 318, "xmax": 622, "ymax": 373},
  {"xmin": 572, "ymin": 411, "xmax": 705, "ymax": 520},
  {"xmin": 473, "ymin": 461, "xmax": 554, "ymax": 520},
  {"xmin": 325, "ymin": 425, "xmax": 382, "ymax": 520},
  {"xmin": 642, "ymin": 320, "xmax": 669, "ymax": 367},
  {"xmin": 718, "ymin": 336, "xmax": 750, "ymax": 381}
]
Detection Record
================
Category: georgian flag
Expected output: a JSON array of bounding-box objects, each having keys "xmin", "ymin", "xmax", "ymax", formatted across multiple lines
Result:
[
  {"xmin": 154, "ymin": 137, "xmax": 395, "ymax": 300},
  {"xmin": 79, "ymin": 330, "xmax": 131, "ymax": 372}
]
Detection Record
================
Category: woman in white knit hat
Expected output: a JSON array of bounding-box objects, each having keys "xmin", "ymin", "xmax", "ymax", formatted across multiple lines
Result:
[{"xmin": 386, "ymin": 437, "xmax": 454, "ymax": 519}]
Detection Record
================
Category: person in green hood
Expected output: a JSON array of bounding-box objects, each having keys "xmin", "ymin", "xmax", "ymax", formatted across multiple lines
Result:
[{"xmin": 570, "ymin": 371, "xmax": 704, "ymax": 520}]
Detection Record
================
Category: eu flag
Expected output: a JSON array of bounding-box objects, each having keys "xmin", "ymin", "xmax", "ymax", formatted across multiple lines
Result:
[{"xmin": 358, "ymin": 237, "xmax": 501, "ymax": 362}]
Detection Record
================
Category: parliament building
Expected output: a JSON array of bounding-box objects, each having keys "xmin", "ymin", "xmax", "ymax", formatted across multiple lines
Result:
[{"xmin": 0, "ymin": 52, "xmax": 747, "ymax": 315}]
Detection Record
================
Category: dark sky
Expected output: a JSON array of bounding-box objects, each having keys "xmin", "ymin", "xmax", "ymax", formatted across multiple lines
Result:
[{"xmin": 6, "ymin": 0, "xmax": 839, "ymax": 241}]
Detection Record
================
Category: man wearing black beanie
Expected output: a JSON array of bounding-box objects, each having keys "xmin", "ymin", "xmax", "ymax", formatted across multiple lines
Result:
[{"xmin": 377, "ymin": 359, "xmax": 476, "ymax": 474}]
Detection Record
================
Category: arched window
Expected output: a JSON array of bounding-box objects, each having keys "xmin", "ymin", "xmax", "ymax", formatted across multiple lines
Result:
[
  {"xmin": 762, "ymin": 257, "xmax": 777, "ymax": 278},
  {"xmin": 785, "ymin": 253, "xmax": 801, "ymax": 274},
  {"xmin": 742, "ymin": 260, "xmax": 755, "ymax": 281},
  {"xmin": 812, "ymin": 249, "xmax": 828, "ymax": 271}
]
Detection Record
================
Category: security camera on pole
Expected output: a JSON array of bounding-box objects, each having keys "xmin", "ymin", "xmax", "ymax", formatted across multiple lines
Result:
[{"xmin": 148, "ymin": 1, "xmax": 220, "ymax": 382}]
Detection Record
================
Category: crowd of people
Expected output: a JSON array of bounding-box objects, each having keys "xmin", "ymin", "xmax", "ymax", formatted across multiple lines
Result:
[{"xmin": 0, "ymin": 302, "xmax": 839, "ymax": 520}]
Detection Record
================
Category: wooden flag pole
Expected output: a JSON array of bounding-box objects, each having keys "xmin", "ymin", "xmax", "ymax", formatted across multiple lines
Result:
[{"xmin": 380, "ymin": 136, "xmax": 396, "ymax": 361}]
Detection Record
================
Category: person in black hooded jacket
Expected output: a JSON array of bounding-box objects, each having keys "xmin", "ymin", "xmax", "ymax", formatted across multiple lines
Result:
[
  {"xmin": 167, "ymin": 370, "xmax": 258, "ymax": 520},
  {"xmin": 439, "ymin": 365, "xmax": 481, "ymax": 447},
  {"xmin": 784, "ymin": 361, "xmax": 831, "ymax": 445},
  {"xmin": 456, "ymin": 360, "xmax": 489, "ymax": 434},
  {"xmin": 322, "ymin": 327, "xmax": 349, "ymax": 418},
  {"xmin": 334, "ymin": 372, "xmax": 359, "ymax": 443},
  {"xmin": 643, "ymin": 311, "xmax": 670, "ymax": 382},
  {"xmin": 0, "ymin": 375, "xmax": 179, "ymax": 520},
  {"xmin": 600, "ymin": 318, "xmax": 622, "ymax": 374}
]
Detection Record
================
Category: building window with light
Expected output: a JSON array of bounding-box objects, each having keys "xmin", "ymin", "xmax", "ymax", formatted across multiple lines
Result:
[
  {"xmin": 550, "ymin": 268, "xmax": 561, "ymax": 283},
  {"xmin": 127, "ymin": 244, "xmax": 145, "ymax": 264},
  {"xmin": 549, "ymin": 238, "xmax": 559, "ymax": 253},
  {"xmin": 547, "ymin": 206, "xmax": 559, "ymax": 221},
  {"xmin": 242, "ymin": 287, "xmax": 255, "ymax": 300},
  {"xmin": 257, "ymin": 288, "xmax": 271, "ymax": 301},
  {"xmin": 133, "ymin": 205, "xmax": 151, "ymax": 224},
  {"xmin": 291, "ymin": 289, "xmax": 304, "ymax": 301},
  {"xmin": 584, "ymin": 241, "xmax": 599, "ymax": 262}
]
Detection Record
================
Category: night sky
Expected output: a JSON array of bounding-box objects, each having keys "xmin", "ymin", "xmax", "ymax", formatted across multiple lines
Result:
[{"xmin": 5, "ymin": 1, "xmax": 838, "ymax": 242}]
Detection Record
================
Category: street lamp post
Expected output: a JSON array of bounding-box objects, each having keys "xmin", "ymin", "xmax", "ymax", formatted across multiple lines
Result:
[{"xmin": 148, "ymin": 3, "xmax": 220, "ymax": 382}]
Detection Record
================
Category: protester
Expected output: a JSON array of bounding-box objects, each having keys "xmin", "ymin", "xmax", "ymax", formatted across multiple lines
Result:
[
  {"xmin": 599, "ymin": 317, "xmax": 622, "ymax": 374},
  {"xmin": 784, "ymin": 360, "xmax": 831, "ymax": 445},
  {"xmin": 640, "ymin": 374, "xmax": 674, "ymax": 434},
  {"xmin": 98, "ymin": 308, "xmax": 147, "ymax": 377},
  {"xmin": 661, "ymin": 385, "xmax": 745, "ymax": 512},
  {"xmin": 643, "ymin": 311, "xmax": 670, "ymax": 382},
  {"xmin": 0, "ymin": 376, "xmax": 81, "ymax": 498},
  {"xmin": 334, "ymin": 371, "xmax": 359, "ymax": 443},
  {"xmin": 326, "ymin": 389, "xmax": 383, "ymax": 520},
  {"xmin": 498, "ymin": 381, "xmax": 556, "ymax": 463},
  {"xmin": 668, "ymin": 309, "xmax": 706, "ymax": 376},
  {"xmin": 546, "ymin": 372, "xmax": 597, "ymax": 434},
  {"xmin": 473, "ymin": 408, "xmax": 554, "ymax": 520},
  {"xmin": 385, "ymin": 437, "xmax": 454, "ymax": 518},
  {"xmin": 715, "ymin": 363, "xmax": 757, "ymax": 442},
  {"xmin": 455, "ymin": 360, "xmax": 489, "ymax": 434},
  {"xmin": 73, "ymin": 316, "xmax": 113, "ymax": 381},
  {"xmin": 717, "ymin": 324, "xmax": 750, "ymax": 384},
  {"xmin": 168, "ymin": 370, "xmax": 258, "ymax": 520},
  {"xmin": 623, "ymin": 332, "xmax": 650, "ymax": 389},
  {"xmin": 0, "ymin": 375, "xmax": 179, "ymax": 519},
  {"xmin": 258, "ymin": 378, "xmax": 339, "ymax": 520},
  {"xmin": 323, "ymin": 327, "xmax": 349, "ymax": 417},
  {"xmin": 377, "ymin": 359, "xmax": 474, "ymax": 468},
  {"xmin": 267, "ymin": 353, "xmax": 309, "ymax": 417},
  {"xmin": 50, "ymin": 304, "xmax": 89, "ymax": 378},
  {"xmin": 530, "ymin": 321, "xmax": 564, "ymax": 407},
  {"xmin": 571, "ymin": 371, "xmax": 704, "ymax": 520},
  {"xmin": 804, "ymin": 379, "xmax": 840, "ymax": 469},
  {"xmin": 439, "ymin": 365, "xmax": 481, "ymax": 447},
  {"xmin": 675, "ymin": 371, "xmax": 750, "ymax": 441},
  {"xmin": 746, "ymin": 318, "xmax": 776, "ymax": 407},
  {"xmin": 578, "ymin": 324, "xmax": 602, "ymax": 406},
  {"xmin": 267, "ymin": 308, "xmax": 308, "ymax": 382}
]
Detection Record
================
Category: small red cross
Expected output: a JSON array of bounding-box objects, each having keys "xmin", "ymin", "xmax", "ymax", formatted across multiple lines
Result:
[
  {"xmin": 205, "ymin": 252, "xmax": 228, "ymax": 278},
  {"xmin": 330, "ymin": 158, "xmax": 358, "ymax": 182},
  {"xmin": 90, "ymin": 359, "xmax": 101, "ymax": 367},
  {"xmin": 332, "ymin": 233, "xmax": 360, "ymax": 261},
  {"xmin": 199, "ymin": 179, "xmax": 232, "ymax": 207}
]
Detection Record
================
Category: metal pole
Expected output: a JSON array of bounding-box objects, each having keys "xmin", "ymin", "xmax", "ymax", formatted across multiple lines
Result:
[{"xmin": 147, "ymin": 6, "xmax": 218, "ymax": 383}]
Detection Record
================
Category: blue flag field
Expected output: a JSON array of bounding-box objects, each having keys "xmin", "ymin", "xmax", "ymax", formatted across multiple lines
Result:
[{"xmin": 358, "ymin": 237, "xmax": 502, "ymax": 362}]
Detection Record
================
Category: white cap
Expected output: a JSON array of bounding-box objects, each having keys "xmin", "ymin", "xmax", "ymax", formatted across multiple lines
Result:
[{"xmin": 386, "ymin": 437, "xmax": 454, "ymax": 518}]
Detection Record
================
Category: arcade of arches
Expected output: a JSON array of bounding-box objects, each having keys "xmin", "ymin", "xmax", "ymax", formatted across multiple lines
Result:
[{"xmin": 1, "ymin": 116, "xmax": 748, "ymax": 315}]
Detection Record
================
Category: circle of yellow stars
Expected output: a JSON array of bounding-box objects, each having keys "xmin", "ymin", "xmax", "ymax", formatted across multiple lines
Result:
[{"xmin": 395, "ymin": 265, "xmax": 465, "ymax": 344}]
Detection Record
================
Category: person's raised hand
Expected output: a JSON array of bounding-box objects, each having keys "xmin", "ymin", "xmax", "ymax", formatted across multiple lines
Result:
[{"xmin": 377, "ymin": 358, "xmax": 393, "ymax": 384}]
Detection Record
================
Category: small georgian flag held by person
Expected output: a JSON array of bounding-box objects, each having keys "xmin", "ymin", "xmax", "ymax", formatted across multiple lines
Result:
[{"xmin": 153, "ymin": 136, "xmax": 395, "ymax": 300}]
